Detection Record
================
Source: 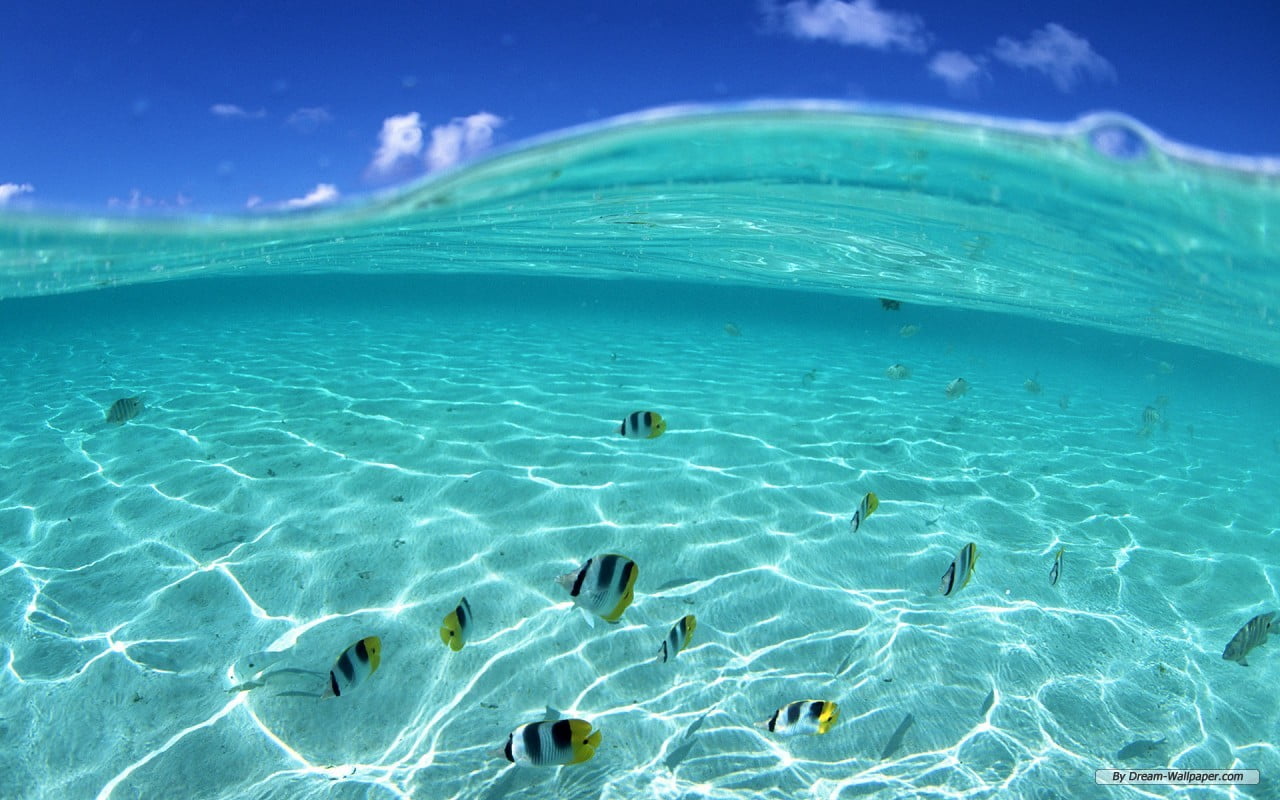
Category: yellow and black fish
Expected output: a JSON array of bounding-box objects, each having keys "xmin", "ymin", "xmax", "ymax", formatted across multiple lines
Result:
[
  {"xmin": 757, "ymin": 700, "xmax": 840, "ymax": 736},
  {"xmin": 850, "ymin": 492, "xmax": 879, "ymax": 534},
  {"xmin": 106, "ymin": 396, "xmax": 144, "ymax": 424},
  {"xmin": 1049, "ymin": 548, "xmax": 1064, "ymax": 587},
  {"xmin": 556, "ymin": 554, "xmax": 638, "ymax": 623},
  {"xmin": 324, "ymin": 636, "xmax": 381, "ymax": 697},
  {"xmin": 496, "ymin": 718, "xmax": 601, "ymax": 766},
  {"xmin": 620, "ymin": 410, "xmax": 666, "ymax": 439},
  {"xmin": 939, "ymin": 542, "xmax": 978, "ymax": 597},
  {"xmin": 657, "ymin": 614, "xmax": 696, "ymax": 663},
  {"xmin": 440, "ymin": 597, "xmax": 472, "ymax": 652}
]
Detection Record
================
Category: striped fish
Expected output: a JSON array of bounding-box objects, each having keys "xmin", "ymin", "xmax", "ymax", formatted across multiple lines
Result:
[
  {"xmin": 657, "ymin": 614, "xmax": 696, "ymax": 663},
  {"xmin": 939, "ymin": 542, "xmax": 979, "ymax": 597},
  {"xmin": 619, "ymin": 410, "xmax": 666, "ymax": 439},
  {"xmin": 105, "ymin": 396, "xmax": 144, "ymax": 424},
  {"xmin": 324, "ymin": 636, "xmax": 381, "ymax": 697},
  {"xmin": 440, "ymin": 597, "xmax": 472, "ymax": 652},
  {"xmin": 850, "ymin": 492, "xmax": 879, "ymax": 533},
  {"xmin": 556, "ymin": 554, "xmax": 638, "ymax": 623},
  {"xmin": 757, "ymin": 700, "xmax": 840, "ymax": 736},
  {"xmin": 1222, "ymin": 611, "xmax": 1274, "ymax": 666},
  {"xmin": 1049, "ymin": 548, "xmax": 1064, "ymax": 587},
  {"xmin": 497, "ymin": 719, "xmax": 601, "ymax": 766}
]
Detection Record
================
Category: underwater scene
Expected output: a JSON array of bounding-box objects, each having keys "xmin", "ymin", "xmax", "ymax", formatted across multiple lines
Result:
[{"xmin": 1, "ymin": 108, "xmax": 1278, "ymax": 800}]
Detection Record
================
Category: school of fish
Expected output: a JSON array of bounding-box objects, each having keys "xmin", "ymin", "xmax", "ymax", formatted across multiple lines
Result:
[{"xmin": 193, "ymin": 308, "xmax": 1270, "ymax": 773}]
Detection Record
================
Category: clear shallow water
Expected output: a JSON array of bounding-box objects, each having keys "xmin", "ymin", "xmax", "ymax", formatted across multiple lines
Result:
[{"xmin": 1, "ymin": 108, "xmax": 1278, "ymax": 800}]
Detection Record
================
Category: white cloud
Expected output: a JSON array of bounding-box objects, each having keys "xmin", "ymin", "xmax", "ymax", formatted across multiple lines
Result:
[
  {"xmin": 928, "ymin": 50, "xmax": 988, "ymax": 94},
  {"xmin": 426, "ymin": 112, "xmax": 504, "ymax": 172},
  {"xmin": 0, "ymin": 182, "xmax": 34, "ymax": 205},
  {"xmin": 106, "ymin": 189, "xmax": 192, "ymax": 210},
  {"xmin": 210, "ymin": 103, "xmax": 266, "ymax": 119},
  {"xmin": 368, "ymin": 112, "xmax": 424, "ymax": 177},
  {"xmin": 283, "ymin": 183, "xmax": 339, "ymax": 209},
  {"xmin": 777, "ymin": 0, "xmax": 928, "ymax": 52},
  {"xmin": 287, "ymin": 106, "xmax": 333, "ymax": 133},
  {"xmin": 992, "ymin": 23, "xmax": 1115, "ymax": 92}
]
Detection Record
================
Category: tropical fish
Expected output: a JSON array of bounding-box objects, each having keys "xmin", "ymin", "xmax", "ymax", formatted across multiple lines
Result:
[
  {"xmin": 849, "ymin": 492, "xmax": 879, "ymax": 534},
  {"xmin": 495, "ymin": 719, "xmax": 601, "ymax": 766},
  {"xmin": 1049, "ymin": 548, "xmax": 1064, "ymax": 587},
  {"xmin": 1142, "ymin": 406, "xmax": 1161, "ymax": 426},
  {"xmin": 440, "ymin": 597, "xmax": 472, "ymax": 652},
  {"xmin": 657, "ymin": 614, "xmax": 696, "ymax": 663},
  {"xmin": 1222, "ymin": 611, "xmax": 1274, "ymax": 666},
  {"xmin": 1116, "ymin": 737, "xmax": 1167, "ymax": 762},
  {"xmin": 1024, "ymin": 376, "xmax": 1042, "ymax": 394},
  {"xmin": 939, "ymin": 542, "xmax": 978, "ymax": 596},
  {"xmin": 945, "ymin": 378, "xmax": 969, "ymax": 398},
  {"xmin": 879, "ymin": 298, "xmax": 901, "ymax": 311},
  {"xmin": 620, "ymin": 410, "xmax": 666, "ymax": 439},
  {"xmin": 557, "ymin": 554, "xmax": 638, "ymax": 623},
  {"xmin": 105, "ymin": 396, "xmax": 144, "ymax": 424},
  {"xmin": 757, "ymin": 700, "xmax": 840, "ymax": 736},
  {"xmin": 723, "ymin": 322, "xmax": 742, "ymax": 337},
  {"xmin": 879, "ymin": 712, "xmax": 914, "ymax": 760},
  {"xmin": 885, "ymin": 364, "xmax": 911, "ymax": 380},
  {"xmin": 324, "ymin": 636, "xmax": 381, "ymax": 698},
  {"xmin": 899, "ymin": 324, "xmax": 920, "ymax": 337}
]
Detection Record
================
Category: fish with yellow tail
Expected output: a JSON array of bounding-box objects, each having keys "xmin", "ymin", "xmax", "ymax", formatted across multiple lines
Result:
[
  {"xmin": 324, "ymin": 636, "xmax": 381, "ymax": 698},
  {"xmin": 657, "ymin": 615, "xmax": 696, "ymax": 663},
  {"xmin": 620, "ymin": 410, "xmax": 666, "ymax": 439},
  {"xmin": 557, "ymin": 554, "xmax": 638, "ymax": 623},
  {"xmin": 1049, "ymin": 548, "xmax": 1064, "ymax": 587},
  {"xmin": 939, "ymin": 542, "xmax": 978, "ymax": 597},
  {"xmin": 440, "ymin": 597, "xmax": 472, "ymax": 652},
  {"xmin": 1222, "ymin": 611, "xmax": 1274, "ymax": 666},
  {"xmin": 757, "ymin": 700, "xmax": 840, "ymax": 736},
  {"xmin": 850, "ymin": 492, "xmax": 879, "ymax": 533},
  {"xmin": 493, "ymin": 718, "xmax": 602, "ymax": 766}
]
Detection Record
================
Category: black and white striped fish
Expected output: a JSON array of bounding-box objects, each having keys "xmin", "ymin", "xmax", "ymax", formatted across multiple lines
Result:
[
  {"xmin": 324, "ymin": 636, "xmax": 381, "ymax": 698},
  {"xmin": 1223, "ymin": 611, "xmax": 1274, "ymax": 666},
  {"xmin": 939, "ymin": 542, "xmax": 978, "ymax": 597},
  {"xmin": 495, "ymin": 718, "xmax": 601, "ymax": 766},
  {"xmin": 757, "ymin": 700, "xmax": 840, "ymax": 736},
  {"xmin": 850, "ymin": 492, "xmax": 879, "ymax": 533},
  {"xmin": 619, "ymin": 410, "xmax": 666, "ymax": 439},
  {"xmin": 556, "ymin": 554, "xmax": 638, "ymax": 623},
  {"xmin": 657, "ymin": 614, "xmax": 696, "ymax": 663},
  {"xmin": 105, "ymin": 396, "xmax": 144, "ymax": 424}
]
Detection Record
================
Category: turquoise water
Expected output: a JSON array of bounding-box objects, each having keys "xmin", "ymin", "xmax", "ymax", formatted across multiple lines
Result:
[{"xmin": 1, "ymin": 107, "xmax": 1278, "ymax": 800}]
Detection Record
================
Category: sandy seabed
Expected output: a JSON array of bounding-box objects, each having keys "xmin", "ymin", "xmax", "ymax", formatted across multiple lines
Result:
[{"xmin": 1, "ymin": 276, "xmax": 1276, "ymax": 800}]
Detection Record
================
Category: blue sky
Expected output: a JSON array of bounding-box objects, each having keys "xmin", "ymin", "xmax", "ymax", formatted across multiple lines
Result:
[{"xmin": 1, "ymin": 0, "xmax": 1276, "ymax": 212}]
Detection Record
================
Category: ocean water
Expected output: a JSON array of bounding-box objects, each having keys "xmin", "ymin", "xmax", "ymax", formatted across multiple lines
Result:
[{"xmin": 1, "ymin": 107, "xmax": 1278, "ymax": 800}]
